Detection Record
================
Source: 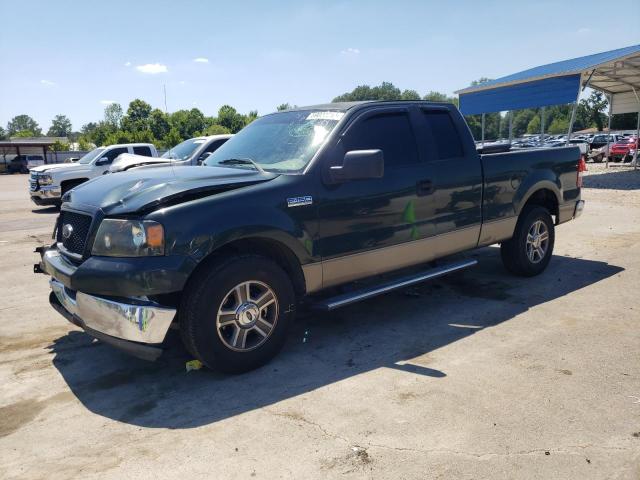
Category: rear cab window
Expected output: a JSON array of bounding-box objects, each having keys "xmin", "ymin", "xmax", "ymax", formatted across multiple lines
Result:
[
  {"xmin": 420, "ymin": 109, "xmax": 464, "ymax": 160},
  {"xmin": 133, "ymin": 146, "xmax": 152, "ymax": 157}
]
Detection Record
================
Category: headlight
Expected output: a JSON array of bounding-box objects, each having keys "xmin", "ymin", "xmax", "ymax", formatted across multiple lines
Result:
[
  {"xmin": 38, "ymin": 174, "xmax": 53, "ymax": 185},
  {"xmin": 92, "ymin": 219, "xmax": 164, "ymax": 257}
]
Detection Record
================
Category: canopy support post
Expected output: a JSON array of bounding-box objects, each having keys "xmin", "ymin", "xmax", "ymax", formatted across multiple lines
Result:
[
  {"xmin": 481, "ymin": 113, "xmax": 485, "ymax": 148},
  {"xmin": 633, "ymin": 87, "xmax": 640, "ymax": 170},
  {"xmin": 540, "ymin": 107, "xmax": 545, "ymax": 143},
  {"xmin": 508, "ymin": 111, "xmax": 513, "ymax": 143},
  {"xmin": 605, "ymin": 94, "xmax": 613, "ymax": 168}
]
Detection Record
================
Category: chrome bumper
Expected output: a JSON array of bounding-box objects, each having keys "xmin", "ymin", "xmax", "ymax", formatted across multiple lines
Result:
[
  {"xmin": 50, "ymin": 279, "xmax": 175, "ymax": 344},
  {"xmin": 30, "ymin": 185, "xmax": 61, "ymax": 199}
]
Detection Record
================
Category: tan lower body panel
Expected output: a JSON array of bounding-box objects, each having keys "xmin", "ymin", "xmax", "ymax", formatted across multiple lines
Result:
[
  {"xmin": 306, "ymin": 225, "xmax": 481, "ymax": 292},
  {"xmin": 477, "ymin": 216, "xmax": 517, "ymax": 247}
]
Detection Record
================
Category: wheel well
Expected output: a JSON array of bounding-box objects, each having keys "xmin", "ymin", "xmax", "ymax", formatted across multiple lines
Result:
[
  {"xmin": 194, "ymin": 238, "xmax": 307, "ymax": 297},
  {"xmin": 522, "ymin": 189, "xmax": 559, "ymax": 222}
]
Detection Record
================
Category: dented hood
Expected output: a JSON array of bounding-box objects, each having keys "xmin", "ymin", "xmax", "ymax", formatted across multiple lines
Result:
[{"xmin": 65, "ymin": 165, "xmax": 278, "ymax": 215}]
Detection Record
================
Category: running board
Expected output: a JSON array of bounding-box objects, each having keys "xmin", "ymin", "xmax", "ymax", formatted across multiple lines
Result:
[{"xmin": 312, "ymin": 259, "xmax": 478, "ymax": 311}]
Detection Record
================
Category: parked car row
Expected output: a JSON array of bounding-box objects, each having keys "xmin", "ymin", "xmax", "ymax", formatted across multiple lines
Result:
[
  {"xmin": 496, "ymin": 131, "xmax": 638, "ymax": 163},
  {"xmin": 28, "ymin": 135, "xmax": 232, "ymax": 207},
  {"xmin": 35, "ymin": 101, "xmax": 585, "ymax": 372}
]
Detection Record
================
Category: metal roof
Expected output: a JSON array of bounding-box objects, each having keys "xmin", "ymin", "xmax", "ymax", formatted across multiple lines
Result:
[{"xmin": 456, "ymin": 44, "xmax": 640, "ymax": 96}]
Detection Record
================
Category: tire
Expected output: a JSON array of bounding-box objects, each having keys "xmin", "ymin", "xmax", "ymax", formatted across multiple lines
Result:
[
  {"xmin": 595, "ymin": 154, "xmax": 604, "ymax": 163},
  {"xmin": 179, "ymin": 255, "xmax": 295, "ymax": 373},
  {"xmin": 500, "ymin": 206, "xmax": 555, "ymax": 277}
]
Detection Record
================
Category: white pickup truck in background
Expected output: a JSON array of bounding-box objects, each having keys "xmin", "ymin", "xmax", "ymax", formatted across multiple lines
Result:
[
  {"xmin": 109, "ymin": 135, "xmax": 232, "ymax": 173},
  {"xmin": 29, "ymin": 143, "xmax": 157, "ymax": 207}
]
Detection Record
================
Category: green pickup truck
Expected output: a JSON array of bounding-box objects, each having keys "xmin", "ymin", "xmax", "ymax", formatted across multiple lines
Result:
[{"xmin": 36, "ymin": 101, "xmax": 585, "ymax": 372}]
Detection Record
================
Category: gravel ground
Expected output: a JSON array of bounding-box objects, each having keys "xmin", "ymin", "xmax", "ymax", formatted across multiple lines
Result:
[{"xmin": 0, "ymin": 171, "xmax": 639, "ymax": 480}]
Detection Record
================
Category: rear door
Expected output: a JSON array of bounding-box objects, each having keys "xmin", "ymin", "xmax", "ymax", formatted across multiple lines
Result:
[
  {"xmin": 318, "ymin": 106, "xmax": 439, "ymax": 287},
  {"xmin": 415, "ymin": 106, "xmax": 483, "ymax": 251}
]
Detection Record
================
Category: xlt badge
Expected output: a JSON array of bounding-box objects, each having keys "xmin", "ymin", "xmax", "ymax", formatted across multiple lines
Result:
[{"xmin": 287, "ymin": 196, "xmax": 313, "ymax": 208}]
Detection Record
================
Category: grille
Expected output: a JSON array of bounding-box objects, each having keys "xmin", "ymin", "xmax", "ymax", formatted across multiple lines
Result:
[{"xmin": 58, "ymin": 210, "xmax": 93, "ymax": 255}]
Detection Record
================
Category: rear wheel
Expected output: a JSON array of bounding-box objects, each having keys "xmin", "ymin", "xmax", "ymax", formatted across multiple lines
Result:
[
  {"xmin": 501, "ymin": 206, "xmax": 555, "ymax": 277},
  {"xmin": 179, "ymin": 255, "xmax": 295, "ymax": 373}
]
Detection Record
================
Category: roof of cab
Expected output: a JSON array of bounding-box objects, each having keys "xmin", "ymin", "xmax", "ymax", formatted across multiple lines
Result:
[{"xmin": 286, "ymin": 100, "xmax": 455, "ymax": 112}]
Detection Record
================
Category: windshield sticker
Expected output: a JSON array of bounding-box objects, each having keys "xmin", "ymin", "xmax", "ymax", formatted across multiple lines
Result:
[{"xmin": 306, "ymin": 111, "xmax": 344, "ymax": 121}]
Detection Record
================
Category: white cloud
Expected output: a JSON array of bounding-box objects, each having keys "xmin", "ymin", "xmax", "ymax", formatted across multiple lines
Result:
[
  {"xmin": 100, "ymin": 100, "xmax": 116, "ymax": 105},
  {"xmin": 340, "ymin": 47, "xmax": 360, "ymax": 55},
  {"xmin": 40, "ymin": 79, "xmax": 56, "ymax": 86},
  {"xmin": 135, "ymin": 63, "xmax": 168, "ymax": 74},
  {"xmin": 577, "ymin": 27, "xmax": 591, "ymax": 35},
  {"xmin": 178, "ymin": 80, "xmax": 186, "ymax": 85},
  {"xmin": 193, "ymin": 57, "xmax": 209, "ymax": 63},
  {"xmin": 124, "ymin": 61, "xmax": 132, "ymax": 67}
]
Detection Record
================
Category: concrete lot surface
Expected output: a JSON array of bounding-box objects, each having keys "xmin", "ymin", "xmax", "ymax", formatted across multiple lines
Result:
[{"xmin": 0, "ymin": 167, "xmax": 639, "ymax": 479}]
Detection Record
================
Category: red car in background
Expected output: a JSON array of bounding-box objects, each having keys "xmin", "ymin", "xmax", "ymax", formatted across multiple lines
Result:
[{"xmin": 609, "ymin": 137, "xmax": 638, "ymax": 162}]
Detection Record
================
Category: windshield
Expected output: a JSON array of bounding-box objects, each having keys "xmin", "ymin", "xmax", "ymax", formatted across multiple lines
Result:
[
  {"xmin": 204, "ymin": 110, "xmax": 343, "ymax": 173},
  {"xmin": 78, "ymin": 147, "xmax": 105, "ymax": 164},
  {"xmin": 161, "ymin": 138, "xmax": 206, "ymax": 160}
]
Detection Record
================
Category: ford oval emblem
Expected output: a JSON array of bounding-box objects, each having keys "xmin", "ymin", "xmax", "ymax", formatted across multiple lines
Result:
[{"xmin": 62, "ymin": 224, "xmax": 74, "ymax": 239}]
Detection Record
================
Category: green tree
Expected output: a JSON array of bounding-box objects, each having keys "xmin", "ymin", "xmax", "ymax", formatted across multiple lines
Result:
[
  {"xmin": 78, "ymin": 136, "xmax": 93, "ymax": 150},
  {"xmin": 579, "ymin": 91, "xmax": 608, "ymax": 131},
  {"xmin": 0, "ymin": 126, "xmax": 6, "ymax": 140},
  {"xmin": 217, "ymin": 105, "xmax": 246, "ymax": 133},
  {"xmin": 169, "ymin": 108, "xmax": 207, "ymax": 138},
  {"xmin": 49, "ymin": 140, "xmax": 70, "ymax": 151},
  {"xmin": 47, "ymin": 115, "xmax": 72, "ymax": 137},
  {"xmin": 103, "ymin": 130, "xmax": 133, "ymax": 145},
  {"xmin": 401, "ymin": 89, "xmax": 421, "ymax": 100},
  {"xmin": 104, "ymin": 103, "xmax": 124, "ymax": 128},
  {"xmin": 424, "ymin": 91, "xmax": 459, "ymax": 107},
  {"xmin": 81, "ymin": 122, "xmax": 98, "ymax": 135},
  {"xmin": 277, "ymin": 103, "xmax": 293, "ymax": 111},
  {"xmin": 122, "ymin": 99, "xmax": 153, "ymax": 133},
  {"xmin": 548, "ymin": 117, "xmax": 569, "ymax": 134},
  {"xmin": 13, "ymin": 130, "xmax": 36, "ymax": 138},
  {"xmin": 7, "ymin": 114, "xmax": 42, "ymax": 136},
  {"xmin": 245, "ymin": 110, "xmax": 259, "ymax": 124},
  {"xmin": 161, "ymin": 128, "xmax": 183, "ymax": 149},
  {"xmin": 149, "ymin": 109, "xmax": 170, "ymax": 140},
  {"xmin": 203, "ymin": 124, "xmax": 231, "ymax": 135},
  {"xmin": 527, "ymin": 115, "xmax": 541, "ymax": 134},
  {"xmin": 333, "ymin": 81, "xmax": 402, "ymax": 102}
]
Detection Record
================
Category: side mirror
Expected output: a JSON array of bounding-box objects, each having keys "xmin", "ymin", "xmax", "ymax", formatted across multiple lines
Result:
[
  {"xmin": 197, "ymin": 151, "xmax": 213, "ymax": 165},
  {"xmin": 329, "ymin": 149, "xmax": 384, "ymax": 182},
  {"xmin": 95, "ymin": 157, "xmax": 109, "ymax": 166}
]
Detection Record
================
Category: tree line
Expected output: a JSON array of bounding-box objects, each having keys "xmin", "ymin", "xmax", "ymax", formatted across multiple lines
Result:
[{"xmin": 1, "ymin": 81, "xmax": 637, "ymax": 150}]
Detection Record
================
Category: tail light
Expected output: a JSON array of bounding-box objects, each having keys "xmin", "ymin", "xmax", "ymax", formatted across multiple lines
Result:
[{"xmin": 577, "ymin": 156, "xmax": 587, "ymax": 188}]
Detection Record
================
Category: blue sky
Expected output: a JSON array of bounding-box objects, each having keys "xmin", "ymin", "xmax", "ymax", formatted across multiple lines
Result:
[{"xmin": 1, "ymin": 0, "xmax": 639, "ymax": 132}]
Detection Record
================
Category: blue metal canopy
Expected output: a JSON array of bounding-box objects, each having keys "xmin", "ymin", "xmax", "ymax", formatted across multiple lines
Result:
[{"xmin": 456, "ymin": 44, "xmax": 640, "ymax": 115}]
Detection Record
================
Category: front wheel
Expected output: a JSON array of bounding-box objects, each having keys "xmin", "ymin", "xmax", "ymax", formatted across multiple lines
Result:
[
  {"xmin": 179, "ymin": 255, "xmax": 295, "ymax": 373},
  {"xmin": 501, "ymin": 206, "xmax": 555, "ymax": 277}
]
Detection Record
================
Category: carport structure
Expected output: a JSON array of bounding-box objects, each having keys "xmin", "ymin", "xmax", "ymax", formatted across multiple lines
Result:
[
  {"xmin": 0, "ymin": 139, "xmax": 58, "ymax": 171},
  {"xmin": 455, "ymin": 44, "xmax": 640, "ymax": 168}
]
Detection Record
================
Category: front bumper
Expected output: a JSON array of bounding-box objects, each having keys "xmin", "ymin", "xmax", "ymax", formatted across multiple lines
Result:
[
  {"xmin": 30, "ymin": 185, "xmax": 61, "ymax": 205},
  {"xmin": 50, "ymin": 278, "xmax": 176, "ymax": 345},
  {"xmin": 39, "ymin": 246, "xmax": 180, "ymax": 359}
]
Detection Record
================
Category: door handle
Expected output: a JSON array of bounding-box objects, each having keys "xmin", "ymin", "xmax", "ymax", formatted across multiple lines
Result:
[{"xmin": 416, "ymin": 179, "xmax": 434, "ymax": 196}]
